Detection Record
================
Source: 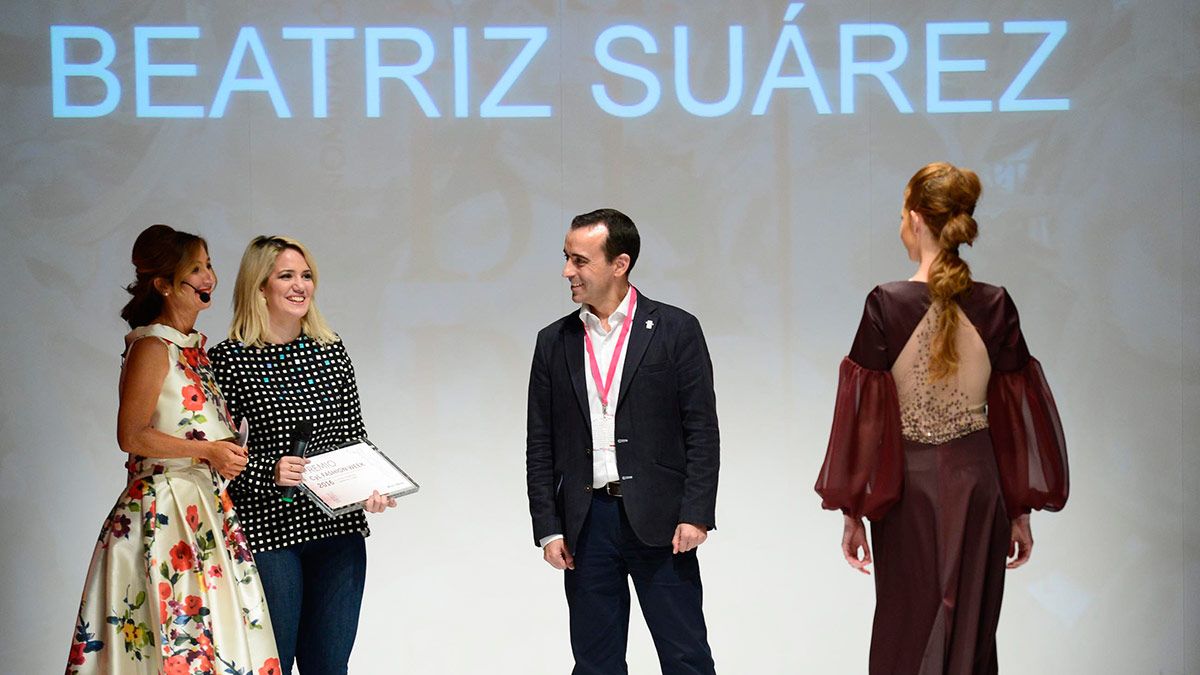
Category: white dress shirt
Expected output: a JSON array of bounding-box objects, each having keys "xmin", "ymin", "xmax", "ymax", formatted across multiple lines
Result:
[
  {"xmin": 581, "ymin": 287, "xmax": 635, "ymax": 488},
  {"xmin": 539, "ymin": 287, "xmax": 635, "ymax": 548}
]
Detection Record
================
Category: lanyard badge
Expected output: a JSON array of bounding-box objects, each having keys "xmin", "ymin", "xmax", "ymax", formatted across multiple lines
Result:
[{"xmin": 582, "ymin": 287, "xmax": 638, "ymax": 416}]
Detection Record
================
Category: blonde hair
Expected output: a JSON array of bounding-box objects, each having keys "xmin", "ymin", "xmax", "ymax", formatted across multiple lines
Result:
[
  {"xmin": 904, "ymin": 162, "xmax": 982, "ymax": 380},
  {"xmin": 228, "ymin": 235, "xmax": 338, "ymax": 347}
]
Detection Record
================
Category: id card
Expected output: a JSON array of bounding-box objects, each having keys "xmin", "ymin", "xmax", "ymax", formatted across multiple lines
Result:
[{"xmin": 592, "ymin": 410, "xmax": 616, "ymax": 449}]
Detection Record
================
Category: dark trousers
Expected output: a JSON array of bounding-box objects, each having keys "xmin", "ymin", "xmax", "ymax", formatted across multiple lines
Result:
[
  {"xmin": 253, "ymin": 533, "xmax": 367, "ymax": 675},
  {"xmin": 565, "ymin": 492, "xmax": 716, "ymax": 675}
]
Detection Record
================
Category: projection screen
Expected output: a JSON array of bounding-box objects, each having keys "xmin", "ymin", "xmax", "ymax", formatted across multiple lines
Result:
[{"xmin": 1, "ymin": 0, "xmax": 1197, "ymax": 672}]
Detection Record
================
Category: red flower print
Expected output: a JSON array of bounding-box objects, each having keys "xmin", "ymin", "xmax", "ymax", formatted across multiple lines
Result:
[
  {"xmin": 193, "ymin": 653, "xmax": 213, "ymax": 673},
  {"xmin": 184, "ymin": 594, "xmax": 203, "ymax": 616},
  {"xmin": 68, "ymin": 642, "xmax": 85, "ymax": 665},
  {"xmin": 164, "ymin": 654, "xmax": 189, "ymax": 675},
  {"xmin": 259, "ymin": 657, "xmax": 282, "ymax": 675},
  {"xmin": 186, "ymin": 505, "xmax": 200, "ymax": 532},
  {"xmin": 185, "ymin": 366, "xmax": 203, "ymax": 388},
  {"xmin": 182, "ymin": 347, "xmax": 202, "ymax": 369},
  {"xmin": 159, "ymin": 599, "xmax": 168, "ymax": 624},
  {"xmin": 220, "ymin": 491, "xmax": 234, "ymax": 513},
  {"xmin": 197, "ymin": 631, "xmax": 213, "ymax": 655},
  {"xmin": 185, "ymin": 346, "xmax": 211, "ymax": 368},
  {"xmin": 127, "ymin": 480, "xmax": 144, "ymax": 500},
  {"xmin": 208, "ymin": 565, "xmax": 222, "ymax": 578},
  {"xmin": 158, "ymin": 582, "xmax": 172, "ymax": 601},
  {"xmin": 182, "ymin": 384, "xmax": 206, "ymax": 412},
  {"xmin": 169, "ymin": 540, "xmax": 195, "ymax": 572}
]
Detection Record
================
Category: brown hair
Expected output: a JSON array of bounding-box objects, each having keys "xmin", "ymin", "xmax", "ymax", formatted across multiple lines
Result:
[
  {"xmin": 904, "ymin": 162, "xmax": 982, "ymax": 379},
  {"xmin": 121, "ymin": 224, "xmax": 208, "ymax": 329}
]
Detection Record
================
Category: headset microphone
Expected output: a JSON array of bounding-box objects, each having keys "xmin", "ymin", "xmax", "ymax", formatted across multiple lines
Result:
[{"xmin": 182, "ymin": 281, "xmax": 211, "ymax": 303}]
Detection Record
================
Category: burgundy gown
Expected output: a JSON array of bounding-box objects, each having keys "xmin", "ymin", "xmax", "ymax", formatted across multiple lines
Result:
[{"xmin": 815, "ymin": 281, "xmax": 1068, "ymax": 675}]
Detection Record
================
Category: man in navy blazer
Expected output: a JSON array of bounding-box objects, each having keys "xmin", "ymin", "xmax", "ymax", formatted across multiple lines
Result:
[{"xmin": 527, "ymin": 208, "xmax": 719, "ymax": 674}]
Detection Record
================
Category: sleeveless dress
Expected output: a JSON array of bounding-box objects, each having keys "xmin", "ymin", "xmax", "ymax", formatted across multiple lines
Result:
[
  {"xmin": 66, "ymin": 324, "xmax": 280, "ymax": 675},
  {"xmin": 815, "ymin": 282, "xmax": 1069, "ymax": 675}
]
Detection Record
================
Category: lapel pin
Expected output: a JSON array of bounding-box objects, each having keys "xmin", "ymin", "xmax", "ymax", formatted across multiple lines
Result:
[{"xmin": 645, "ymin": 320, "xmax": 654, "ymax": 330}]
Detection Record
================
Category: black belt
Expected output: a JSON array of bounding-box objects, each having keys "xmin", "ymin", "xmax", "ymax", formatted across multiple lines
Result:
[{"xmin": 601, "ymin": 481, "xmax": 622, "ymax": 497}]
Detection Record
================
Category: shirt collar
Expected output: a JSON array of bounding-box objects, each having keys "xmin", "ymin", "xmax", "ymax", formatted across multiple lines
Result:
[{"xmin": 579, "ymin": 285, "xmax": 634, "ymax": 333}]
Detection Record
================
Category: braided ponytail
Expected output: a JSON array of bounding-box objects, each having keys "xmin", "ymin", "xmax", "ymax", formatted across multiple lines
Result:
[{"xmin": 904, "ymin": 163, "xmax": 982, "ymax": 379}]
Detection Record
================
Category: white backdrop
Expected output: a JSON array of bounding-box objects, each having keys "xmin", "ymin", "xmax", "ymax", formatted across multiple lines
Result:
[{"xmin": 1, "ymin": 0, "xmax": 1197, "ymax": 672}]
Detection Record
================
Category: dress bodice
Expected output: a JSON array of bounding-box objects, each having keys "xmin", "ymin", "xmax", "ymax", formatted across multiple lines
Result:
[
  {"xmin": 817, "ymin": 281, "xmax": 1068, "ymax": 521},
  {"xmin": 122, "ymin": 324, "xmax": 237, "ymax": 479}
]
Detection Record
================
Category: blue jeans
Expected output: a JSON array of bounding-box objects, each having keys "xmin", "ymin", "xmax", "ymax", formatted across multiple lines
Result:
[{"xmin": 253, "ymin": 533, "xmax": 367, "ymax": 675}]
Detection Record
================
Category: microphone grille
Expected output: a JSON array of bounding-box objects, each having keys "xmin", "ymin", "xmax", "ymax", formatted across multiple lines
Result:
[{"xmin": 293, "ymin": 420, "xmax": 314, "ymax": 440}]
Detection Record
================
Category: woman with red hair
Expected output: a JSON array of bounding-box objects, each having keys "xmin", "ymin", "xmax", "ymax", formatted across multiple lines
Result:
[{"xmin": 815, "ymin": 163, "xmax": 1070, "ymax": 674}]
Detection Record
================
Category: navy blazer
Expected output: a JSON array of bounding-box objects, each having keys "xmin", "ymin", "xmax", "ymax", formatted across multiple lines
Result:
[{"xmin": 526, "ymin": 291, "xmax": 720, "ymax": 551}]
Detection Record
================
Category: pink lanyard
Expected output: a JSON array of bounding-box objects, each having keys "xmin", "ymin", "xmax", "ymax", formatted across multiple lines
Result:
[{"xmin": 583, "ymin": 286, "xmax": 637, "ymax": 415}]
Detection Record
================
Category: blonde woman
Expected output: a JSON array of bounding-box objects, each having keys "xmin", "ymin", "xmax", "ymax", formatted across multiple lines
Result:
[
  {"xmin": 814, "ymin": 164, "xmax": 1069, "ymax": 674},
  {"xmin": 208, "ymin": 236, "xmax": 394, "ymax": 675}
]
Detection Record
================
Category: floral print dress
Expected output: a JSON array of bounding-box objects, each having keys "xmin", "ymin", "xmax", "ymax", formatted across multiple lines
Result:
[{"xmin": 67, "ymin": 324, "xmax": 280, "ymax": 675}]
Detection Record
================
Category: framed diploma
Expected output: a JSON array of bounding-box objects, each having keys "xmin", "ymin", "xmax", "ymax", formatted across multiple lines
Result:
[{"xmin": 298, "ymin": 438, "xmax": 419, "ymax": 518}]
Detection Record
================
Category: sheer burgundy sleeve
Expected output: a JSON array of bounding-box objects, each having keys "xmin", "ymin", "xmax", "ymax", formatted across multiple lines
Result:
[
  {"xmin": 814, "ymin": 289, "xmax": 904, "ymax": 521},
  {"xmin": 815, "ymin": 358, "xmax": 904, "ymax": 520},
  {"xmin": 986, "ymin": 289, "xmax": 1069, "ymax": 519}
]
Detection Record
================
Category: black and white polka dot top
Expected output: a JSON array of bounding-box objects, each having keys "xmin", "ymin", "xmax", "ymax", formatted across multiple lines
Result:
[{"xmin": 208, "ymin": 334, "xmax": 370, "ymax": 553}]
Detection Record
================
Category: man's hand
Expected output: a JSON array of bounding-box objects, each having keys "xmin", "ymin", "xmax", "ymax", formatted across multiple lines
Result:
[
  {"xmin": 543, "ymin": 539, "xmax": 575, "ymax": 570},
  {"xmin": 842, "ymin": 514, "xmax": 872, "ymax": 575},
  {"xmin": 672, "ymin": 523, "xmax": 708, "ymax": 554}
]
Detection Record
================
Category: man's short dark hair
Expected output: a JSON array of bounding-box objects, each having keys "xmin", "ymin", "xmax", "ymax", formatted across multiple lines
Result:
[{"xmin": 570, "ymin": 208, "xmax": 641, "ymax": 276}]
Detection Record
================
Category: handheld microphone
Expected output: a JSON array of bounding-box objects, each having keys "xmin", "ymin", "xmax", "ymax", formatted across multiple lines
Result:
[
  {"xmin": 280, "ymin": 420, "xmax": 314, "ymax": 503},
  {"xmin": 182, "ymin": 281, "xmax": 211, "ymax": 303}
]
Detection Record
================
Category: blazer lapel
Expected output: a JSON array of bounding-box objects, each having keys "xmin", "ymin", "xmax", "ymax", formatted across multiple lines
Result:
[
  {"xmin": 562, "ymin": 317, "xmax": 591, "ymax": 427},
  {"xmin": 616, "ymin": 293, "xmax": 659, "ymax": 409}
]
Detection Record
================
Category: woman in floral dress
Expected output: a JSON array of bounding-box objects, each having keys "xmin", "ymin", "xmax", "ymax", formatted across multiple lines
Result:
[{"xmin": 67, "ymin": 224, "xmax": 280, "ymax": 675}]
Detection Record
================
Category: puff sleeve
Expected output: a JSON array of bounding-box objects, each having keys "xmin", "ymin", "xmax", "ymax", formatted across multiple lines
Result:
[
  {"xmin": 986, "ymin": 289, "xmax": 1069, "ymax": 519},
  {"xmin": 815, "ymin": 288, "xmax": 904, "ymax": 521}
]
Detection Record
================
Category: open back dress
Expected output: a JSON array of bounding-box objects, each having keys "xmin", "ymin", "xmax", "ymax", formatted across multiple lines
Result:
[{"xmin": 815, "ymin": 281, "xmax": 1069, "ymax": 674}]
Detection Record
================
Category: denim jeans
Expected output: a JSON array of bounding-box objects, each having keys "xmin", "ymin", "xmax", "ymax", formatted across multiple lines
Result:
[{"xmin": 253, "ymin": 533, "xmax": 367, "ymax": 675}]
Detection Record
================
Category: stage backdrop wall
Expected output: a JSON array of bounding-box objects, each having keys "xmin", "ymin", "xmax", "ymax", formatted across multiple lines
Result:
[{"xmin": 2, "ymin": 0, "xmax": 1197, "ymax": 672}]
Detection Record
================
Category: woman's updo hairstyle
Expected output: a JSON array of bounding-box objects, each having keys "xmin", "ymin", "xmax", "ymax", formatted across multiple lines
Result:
[
  {"xmin": 120, "ymin": 224, "xmax": 208, "ymax": 329},
  {"xmin": 904, "ymin": 162, "xmax": 982, "ymax": 379}
]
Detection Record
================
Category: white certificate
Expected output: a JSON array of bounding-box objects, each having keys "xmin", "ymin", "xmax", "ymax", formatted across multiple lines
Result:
[{"xmin": 298, "ymin": 439, "xmax": 419, "ymax": 518}]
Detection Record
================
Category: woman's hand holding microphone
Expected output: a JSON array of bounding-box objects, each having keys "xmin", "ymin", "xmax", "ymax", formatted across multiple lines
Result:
[{"xmin": 274, "ymin": 456, "xmax": 395, "ymax": 512}]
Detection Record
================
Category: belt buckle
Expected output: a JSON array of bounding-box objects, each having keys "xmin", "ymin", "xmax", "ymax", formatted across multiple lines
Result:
[{"xmin": 605, "ymin": 481, "xmax": 622, "ymax": 497}]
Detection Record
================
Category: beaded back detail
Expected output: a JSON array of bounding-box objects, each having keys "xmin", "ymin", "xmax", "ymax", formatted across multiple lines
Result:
[{"xmin": 891, "ymin": 302, "xmax": 991, "ymax": 444}]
